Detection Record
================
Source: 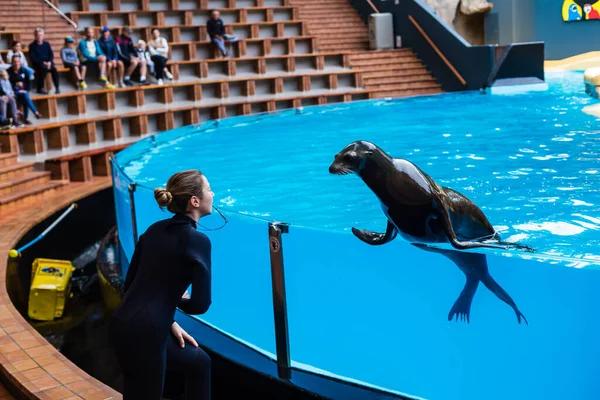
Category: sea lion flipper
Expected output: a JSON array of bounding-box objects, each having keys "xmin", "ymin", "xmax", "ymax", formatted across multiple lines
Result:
[
  {"xmin": 480, "ymin": 274, "xmax": 528, "ymax": 325},
  {"xmin": 351, "ymin": 220, "xmax": 397, "ymax": 246},
  {"xmin": 448, "ymin": 275, "xmax": 479, "ymax": 323},
  {"xmin": 433, "ymin": 196, "xmax": 507, "ymax": 251}
]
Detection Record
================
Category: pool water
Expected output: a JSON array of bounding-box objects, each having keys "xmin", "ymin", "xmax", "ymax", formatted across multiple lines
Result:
[
  {"xmin": 123, "ymin": 70, "xmax": 600, "ymax": 262},
  {"xmin": 115, "ymin": 70, "xmax": 600, "ymax": 400}
]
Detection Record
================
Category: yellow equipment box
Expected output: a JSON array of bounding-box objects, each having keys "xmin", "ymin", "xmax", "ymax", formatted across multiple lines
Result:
[{"xmin": 28, "ymin": 258, "xmax": 75, "ymax": 321}]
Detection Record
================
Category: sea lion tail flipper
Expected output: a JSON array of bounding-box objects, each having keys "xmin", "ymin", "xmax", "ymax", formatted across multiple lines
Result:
[
  {"xmin": 480, "ymin": 274, "xmax": 528, "ymax": 325},
  {"xmin": 448, "ymin": 275, "xmax": 479, "ymax": 323},
  {"xmin": 351, "ymin": 220, "xmax": 397, "ymax": 246}
]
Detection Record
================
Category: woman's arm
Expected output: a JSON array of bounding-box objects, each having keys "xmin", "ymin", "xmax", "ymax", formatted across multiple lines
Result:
[
  {"xmin": 123, "ymin": 234, "xmax": 144, "ymax": 293},
  {"xmin": 178, "ymin": 233, "xmax": 211, "ymax": 315}
]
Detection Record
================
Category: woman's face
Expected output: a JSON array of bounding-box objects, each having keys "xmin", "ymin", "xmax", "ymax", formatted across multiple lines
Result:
[
  {"xmin": 152, "ymin": 30, "xmax": 160, "ymax": 39},
  {"xmin": 193, "ymin": 175, "xmax": 214, "ymax": 217}
]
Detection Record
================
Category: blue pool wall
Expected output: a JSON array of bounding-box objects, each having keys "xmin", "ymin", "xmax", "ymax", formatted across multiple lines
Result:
[{"xmin": 111, "ymin": 121, "xmax": 600, "ymax": 400}]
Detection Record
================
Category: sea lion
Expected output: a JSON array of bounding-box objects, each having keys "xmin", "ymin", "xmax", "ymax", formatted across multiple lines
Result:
[{"xmin": 329, "ymin": 140, "xmax": 531, "ymax": 324}]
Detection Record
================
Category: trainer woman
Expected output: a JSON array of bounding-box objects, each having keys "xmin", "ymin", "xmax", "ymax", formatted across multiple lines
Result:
[{"xmin": 109, "ymin": 169, "xmax": 214, "ymax": 400}]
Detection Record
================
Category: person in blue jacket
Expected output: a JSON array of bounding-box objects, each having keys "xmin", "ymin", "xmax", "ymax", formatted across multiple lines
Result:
[
  {"xmin": 98, "ymin": 27, "xmax": 126, "ymax": 88},
  {"xmin": 78, "ymin": 27, "xmax": 115, "ymax": 89},
  {"xmin": 108, "ymin": 169, "xmax": 214, "ymax": 400}
]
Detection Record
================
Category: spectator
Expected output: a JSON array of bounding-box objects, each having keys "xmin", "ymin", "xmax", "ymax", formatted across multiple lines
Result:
[
  {"xmin": 99, "ymin": 26, "xmax": 125, "ymax": 88},
  {"xmin": 28, "ymin": 27, "xmax": 60, "ymax": 94},
  {"xmin": 61, "ymin": 36, "xmax": 86, "ymax": 89},
  {"xmin": 207, "ymin": 10, "xmax": 238, "ymax": 57},
  {"xmin": 6, "ymin": 41, "xmax": 35, "ymax": 80},
  {"xmin": 0, "ymin": 55, "xmax": 9, "ymax": 71},
  {"xmin": 0, "ymin": 70, "xmax": 21, "ymax": 128},
  {"xmin": 7, "ymin": 54, "xmax": 41, "ymax": 124},
  {"xmin": 136, "ymin": 40, "xmax": 154, "ymax": 79},
  {"xmin": 148, "ymin": 28, "xmax": 173, "ymax": 85},
  {"xmin": 116, "ymin": 26, "xmax": 148, "ymax": 86},
  {"xmin": 78, "ymin": 26, "xmax": 115, "ymax": 89}
]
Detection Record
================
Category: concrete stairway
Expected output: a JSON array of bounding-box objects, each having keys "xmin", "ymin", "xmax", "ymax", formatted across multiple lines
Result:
[
  {"xmin": 0, "ymin": 0, "xmax": 75, "ymax": 68},
  {"xmin": 349, "ymin": 49, "xmax": 442, "ymax": 98},
  {"xmin": 0, "ymin": 152, "xmax": 68, "ymax": 213},
  {"xmin": 288, "ymin": 0, "xmax": 370, "ymax": 52}
]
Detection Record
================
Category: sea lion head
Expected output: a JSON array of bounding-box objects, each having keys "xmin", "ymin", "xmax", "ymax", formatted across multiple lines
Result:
[{"xmin": 329, "ymin": 140, "xmax": 377, "ymax": 175}]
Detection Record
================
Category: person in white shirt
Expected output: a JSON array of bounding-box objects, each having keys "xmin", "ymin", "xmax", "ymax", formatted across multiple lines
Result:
[
  {"xmin": 147, "ymin": 28, "xmax": 173, "ymax": 85},
  {"xmin": 6, "ymin": 41, "xmax": 34, "ymax": 79}
]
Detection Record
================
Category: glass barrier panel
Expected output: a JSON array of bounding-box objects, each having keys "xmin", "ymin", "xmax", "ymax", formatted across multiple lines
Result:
[
  {"xmin": 132, "ymin": 185, "xmax": 277, "ymax": 358},
  {"xmin": 111, "ymin": 159, "xmax": 135, "ymax": 272},
  {"xmin": 283, "ymin": 224, "xmax": 600, "ymax": 400}
]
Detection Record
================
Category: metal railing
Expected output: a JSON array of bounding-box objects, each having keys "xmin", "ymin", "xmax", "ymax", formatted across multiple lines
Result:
[{"xmin": 42, "ymin": 0, "xmax": 78, "ymax": 29}]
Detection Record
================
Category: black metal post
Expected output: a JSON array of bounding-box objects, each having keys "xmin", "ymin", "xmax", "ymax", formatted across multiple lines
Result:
[
  {"xmin": 128, "ymin": 183, "xmax": 139, "ymax": 246},
  {"xmin": 268, "ymin": 221, "xmax": 291, "ymax": 380}
]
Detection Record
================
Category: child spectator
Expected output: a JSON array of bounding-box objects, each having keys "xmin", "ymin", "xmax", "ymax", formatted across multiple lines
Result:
[{"xmin": 61, "ymin": 36, "xmax": 87, "ymax": 89}]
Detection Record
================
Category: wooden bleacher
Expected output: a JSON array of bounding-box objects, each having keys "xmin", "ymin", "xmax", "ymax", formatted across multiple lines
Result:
[{"xmin": 0, "ymin": 0, "xmax": 443, "ymax": 213}]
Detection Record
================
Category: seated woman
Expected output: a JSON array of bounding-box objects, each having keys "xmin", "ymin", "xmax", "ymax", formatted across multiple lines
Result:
[
  {"xmin": 148, "ymin": 28, "xmax": 174, "ymax": 85},
  {"xmin": 109, "ymin": 169, "xmax": 213, "ymax": 400},
  {"xmin": 7, "ymin": 54, "xmax": 41, "ymax": 124},
  {"xmin": 0, "ymin": 69, "xmax": 23, "ymax": 127}
]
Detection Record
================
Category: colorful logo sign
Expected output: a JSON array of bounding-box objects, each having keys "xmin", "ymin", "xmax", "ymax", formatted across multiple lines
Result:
[{"xmin": 563, "ymin": 0, "xmax": 600, "ymax": 21}]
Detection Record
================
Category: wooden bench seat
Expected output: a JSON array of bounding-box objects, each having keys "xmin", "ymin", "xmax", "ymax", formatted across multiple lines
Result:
[
  {"xmin": 31, "ymin": 66, "xmax": 360, "ymax": 117},
  {"xmin": 83, "ymin": 20, "xmax": 308, "ymax": 42},
  {"xmin": 45, "ymin": 142, "xmax": 131, "ymax": 181},
  {"xmin": 67, "ymin": 5, "xmax": 298, "ymax": 26},
  {"xmin": 40, "ymin": 90, "xmax": 372, "ymax": 182},
  {"xmin": 2, "ymin": 85, "xmax": 372, "ymax": 164},
  {"xmin": 32, "ymin": 50, "xmax": 348, "ymax": 97},
  {"xmin": 55, "ymin": 0, "xmax": 289, "ymax": 13}
]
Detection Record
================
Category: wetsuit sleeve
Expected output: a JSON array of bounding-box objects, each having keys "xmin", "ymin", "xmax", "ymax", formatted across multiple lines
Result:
[
  {"xmin": 177, "ymin": 233, "xmax": 211, "ymax": 315},
  {"xmin": 123, "ymin": 234, "xmax": 143, "ymax": 293}
]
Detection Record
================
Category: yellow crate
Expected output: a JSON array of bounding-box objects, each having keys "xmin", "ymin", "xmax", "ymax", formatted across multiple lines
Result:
[{"xmin": 28, "ymin": 258, "xmax": 75, "ymax": 321}]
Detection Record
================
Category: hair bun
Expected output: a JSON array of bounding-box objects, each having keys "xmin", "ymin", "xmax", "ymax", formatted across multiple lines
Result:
[{"xmin": 154, "ymin": 188, "xmax": 173, "ymax": 208}]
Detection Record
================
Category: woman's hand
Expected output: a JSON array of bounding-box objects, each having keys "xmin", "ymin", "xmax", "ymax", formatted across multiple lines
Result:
[{"xmin": 171, "ymin": 322, "xmax": 198, "ymax": 348}]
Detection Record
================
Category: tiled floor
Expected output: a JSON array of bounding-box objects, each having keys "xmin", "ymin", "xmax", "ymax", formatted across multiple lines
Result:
[{"xmin": 0, "ymin": 177, "xmax": 121, "ymax": 399}]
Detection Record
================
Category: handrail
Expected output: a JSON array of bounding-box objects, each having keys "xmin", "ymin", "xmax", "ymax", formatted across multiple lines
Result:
[
  {"xmin": 366, "ymin": 0, "xmax": 380, "ymax": 13},
  {"xmin": 408, "ymin": 15, "xmax": 467, "ymax": 86},
  {"xmin": 43, "ymin": 0, "xmax": 78, "ymax": 29},
  {"xmin": 8, "ymin": 203, "xmax": 78, "ymax": 258}
]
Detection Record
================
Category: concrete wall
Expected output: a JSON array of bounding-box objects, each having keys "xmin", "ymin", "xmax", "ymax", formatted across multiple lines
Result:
[{"xmin": 485, "ymin": 0, "xmax": 600, "ymax": 59}]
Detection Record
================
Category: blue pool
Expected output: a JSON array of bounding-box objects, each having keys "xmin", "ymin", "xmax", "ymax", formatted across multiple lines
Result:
[{"xmin": 112, "ymin": 70, "xmax": 600, "ymax": 400}]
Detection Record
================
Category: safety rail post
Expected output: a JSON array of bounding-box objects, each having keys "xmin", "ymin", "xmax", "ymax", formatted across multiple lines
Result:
[
  {"xmin": 128, "ymin": 183, "xmax": 139, "ymax": 246},
  {"xmin": 268, "ymin": 221, "xmax": 291, "ymax": 380}
]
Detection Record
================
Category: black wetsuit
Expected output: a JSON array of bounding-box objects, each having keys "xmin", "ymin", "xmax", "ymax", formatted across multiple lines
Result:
[{"xmin": 108, "ymin": 213, "xmax": 212, "ymax": 400}]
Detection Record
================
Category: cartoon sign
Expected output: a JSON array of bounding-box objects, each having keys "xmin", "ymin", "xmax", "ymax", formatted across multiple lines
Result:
[{"xmin": 563, "ymin": 0, "xmax": 600, "ymax": 21}]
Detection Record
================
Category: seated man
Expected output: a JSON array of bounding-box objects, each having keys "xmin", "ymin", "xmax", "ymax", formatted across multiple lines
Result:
[
  {"xmin": 116, "ymin": 26, "xmax": 148, "ymax": 86},
  {"xmin": 28, "ymin": 27, "xmax": 60, "ymax": 94},
  {"xmin": 78, "ymin": 26, "xmax": 115, "ymax": 89},
  {"xmin": 207, "ymin": 10, "xmax": 238, "ymax": 57},
  {"xmin": 99, "ymin": 26, "xmax": 125, "ymax": 88}
]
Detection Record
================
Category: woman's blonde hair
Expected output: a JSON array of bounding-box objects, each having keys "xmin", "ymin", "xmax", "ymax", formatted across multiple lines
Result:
[
  {"xmin": 0, "ymin": 70, "xmax": 7, "ymax": 80},
  {"xmin": 154, "ymin": 170, "xmax": 205, "ymax": 214}
]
